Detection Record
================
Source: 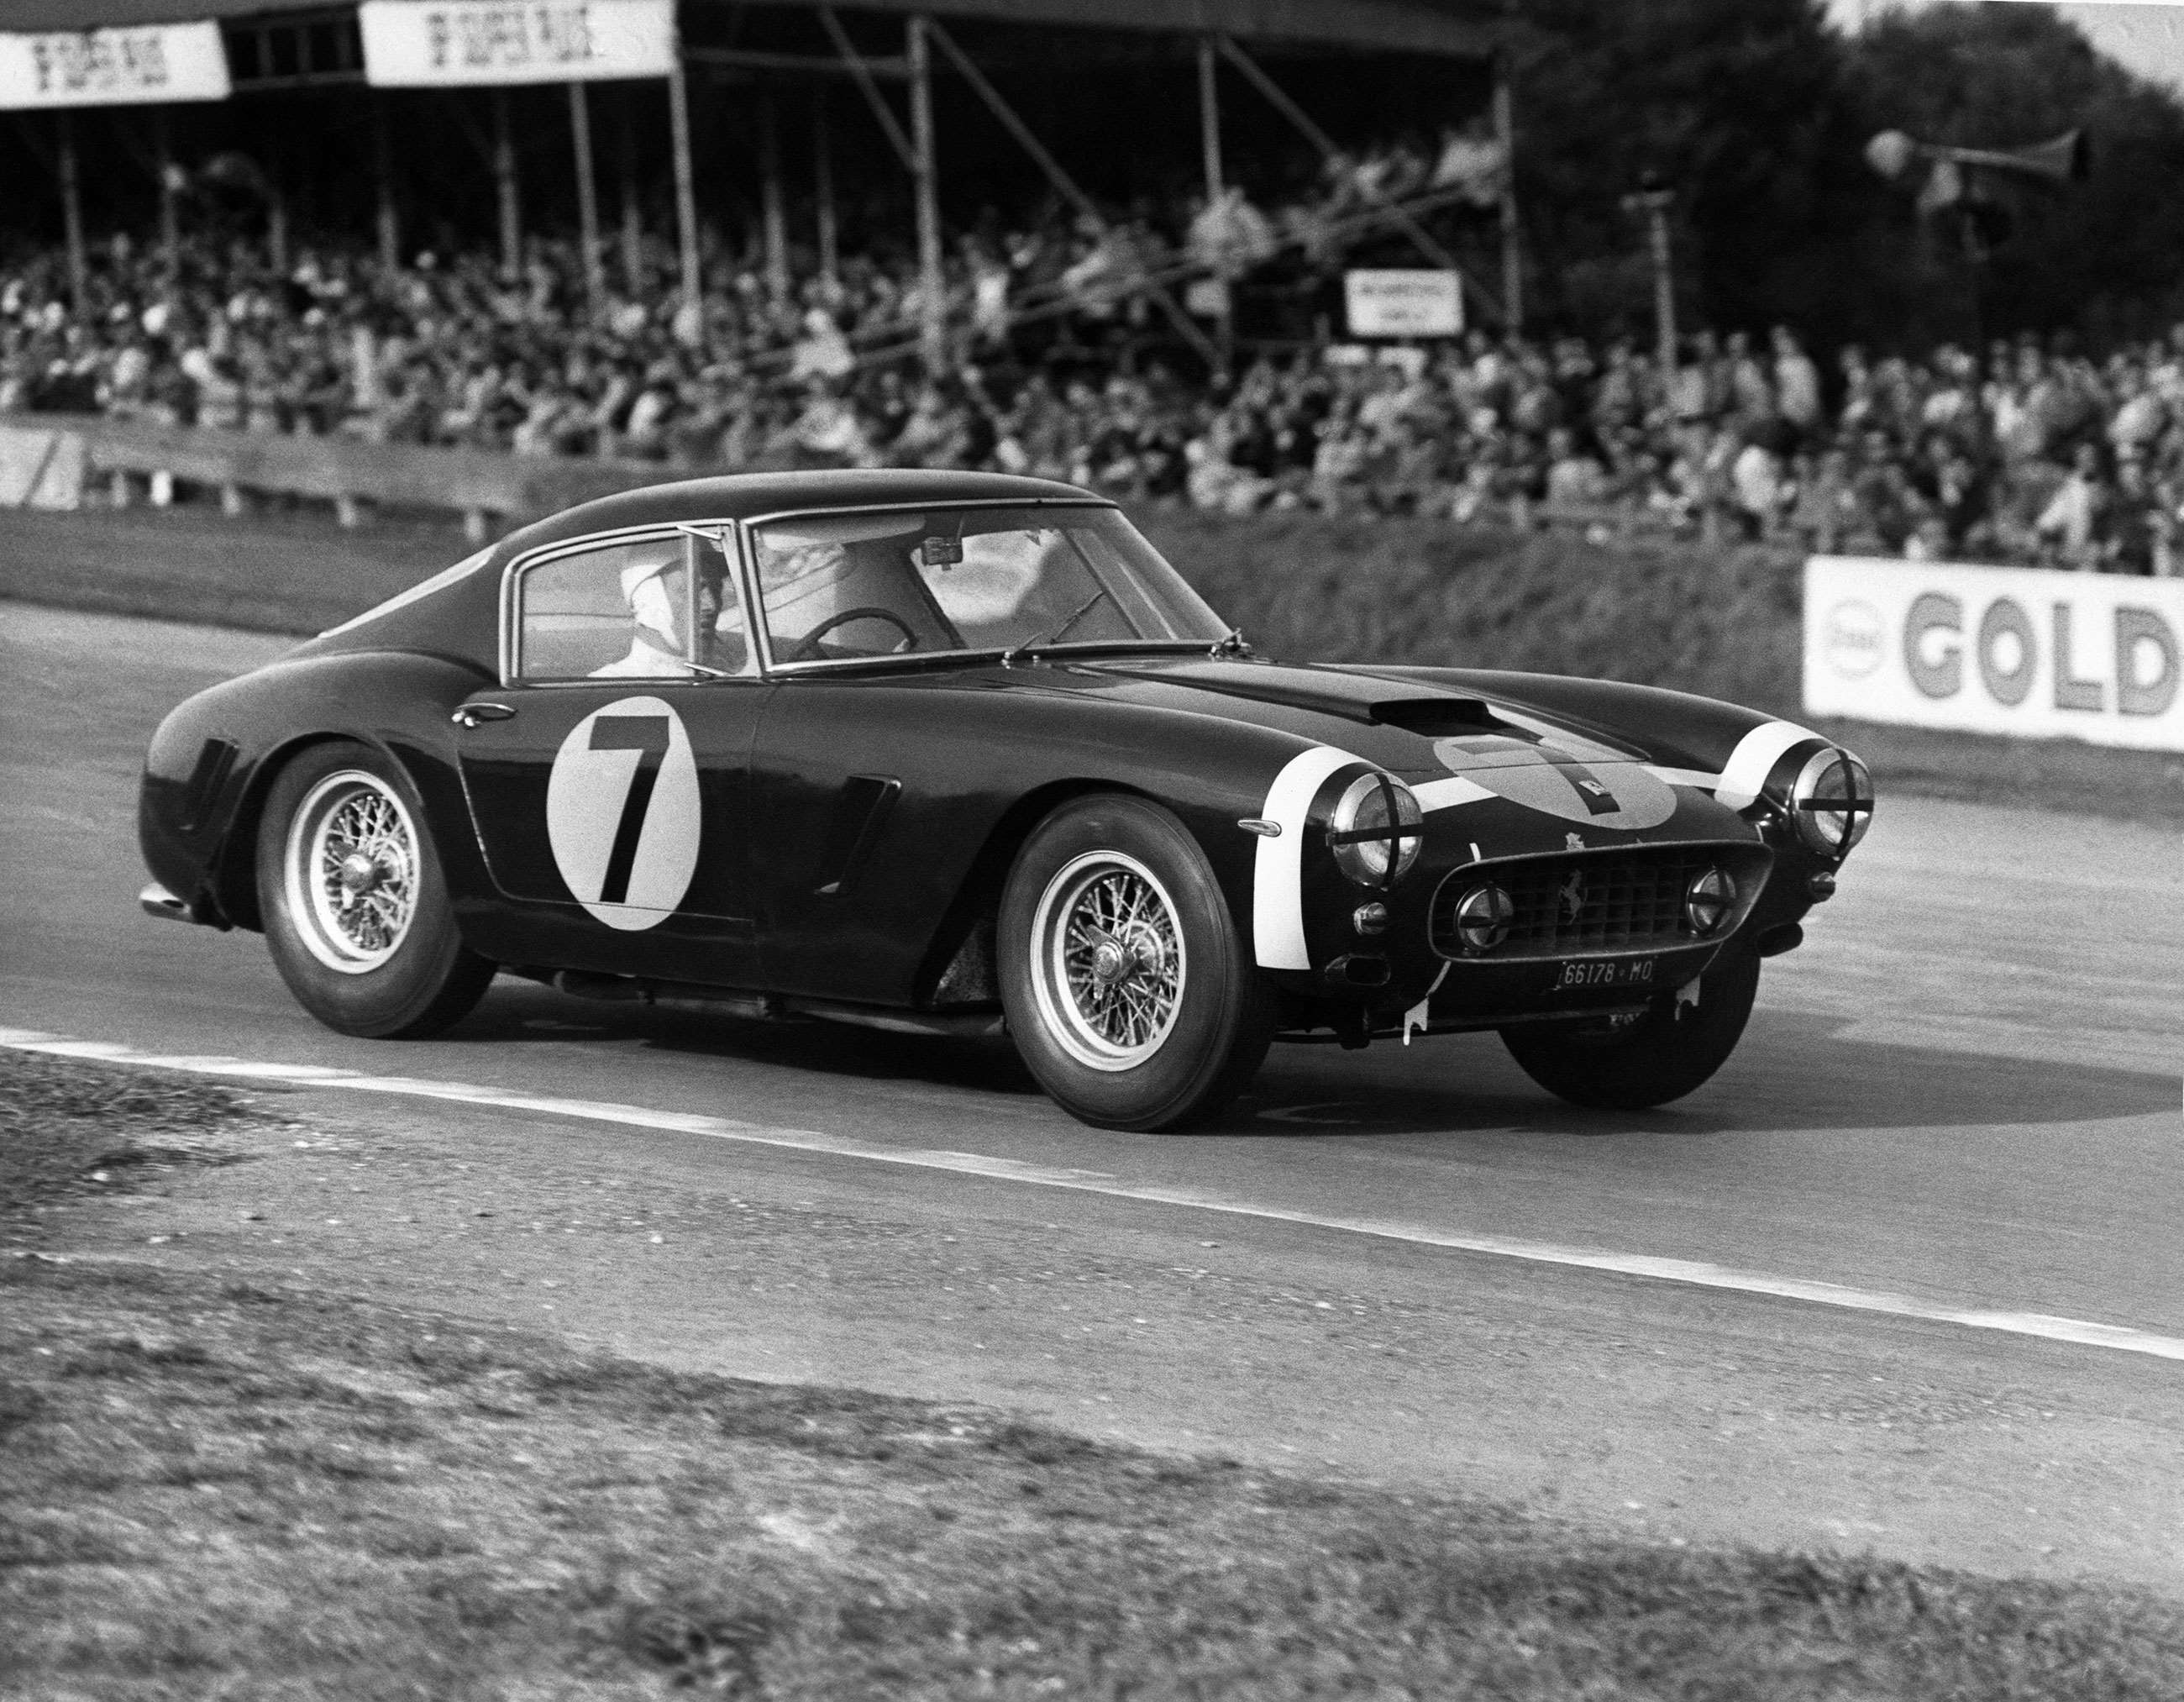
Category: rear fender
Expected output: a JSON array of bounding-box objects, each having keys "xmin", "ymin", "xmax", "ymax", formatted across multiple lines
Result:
[{"xmin": 144, "ymin": 650, "xmax": 495, "ymax": 933}]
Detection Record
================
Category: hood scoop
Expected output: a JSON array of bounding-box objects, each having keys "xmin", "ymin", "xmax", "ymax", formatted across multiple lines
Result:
[
  {"xmin": 1366, "ymin": 696, "xmax": 1508, "ymax": 736},
  {"xmin": 1085, "ymin": 659, "xmax": 1505, "ymax": 730}
]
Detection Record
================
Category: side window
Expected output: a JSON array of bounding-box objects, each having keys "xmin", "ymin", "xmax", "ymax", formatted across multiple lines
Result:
[{"xmin": 515, "ymin": 533, "xmax": 751, "ymax": 681}]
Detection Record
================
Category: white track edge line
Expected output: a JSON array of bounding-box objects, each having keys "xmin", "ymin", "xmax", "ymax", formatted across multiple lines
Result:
[{"xmin": 6, "ymin": 1028, "xmax": 2180, "ymax": 1364}]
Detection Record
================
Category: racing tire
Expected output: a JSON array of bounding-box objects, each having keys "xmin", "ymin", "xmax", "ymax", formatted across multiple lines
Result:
[
  {"xmin": 255, "ymin": 741, "xmax": 496, "ymax": 1038},
  {"xmin": 1499, "ymin": 948, "xmax": 1761, "ymax": 1111},
  {"xmin": 999, "ymin": 795, "xmax": 1276, "ymax": 1132}
]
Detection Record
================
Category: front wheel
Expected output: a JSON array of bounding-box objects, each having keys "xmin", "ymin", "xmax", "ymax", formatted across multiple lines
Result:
[
  {"xmin": 1499, "ymin": 948, "xmax": 1761, "ymax": 1110},
  {"xmin": 999, "ymin": 796, "xmax": 1275, "ymax": 1132},
  {"xmin": 256, "ymin": 741, "xmax": 496, "ymax": 1038}
]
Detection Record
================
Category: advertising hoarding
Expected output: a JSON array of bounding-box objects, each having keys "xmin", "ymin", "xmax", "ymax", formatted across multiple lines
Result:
[
  {"xmin": 0, "ymin": 22, "xmax": 230, "ymax": 108},
  {"xmin": 1803, "ymin": 556, "xmax": 2182, "ymax": 753},
  {"xmin": 1342, "ymin": 269, "xmax": 1463, "ymax": 339},
  {"xmin": 360, "ymin": 0, "xmax": 675, "ymax": 87}
]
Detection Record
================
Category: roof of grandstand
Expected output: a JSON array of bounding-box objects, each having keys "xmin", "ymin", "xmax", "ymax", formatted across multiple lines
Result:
[{"xmin": 7, "ymin": 0, "xmax": 1494, "ymax": 60}]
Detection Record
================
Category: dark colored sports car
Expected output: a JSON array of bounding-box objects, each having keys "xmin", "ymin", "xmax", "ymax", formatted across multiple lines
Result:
[{"xmin": 139, "ymin": 470, "xmax": 1872, "ymax": 1129}]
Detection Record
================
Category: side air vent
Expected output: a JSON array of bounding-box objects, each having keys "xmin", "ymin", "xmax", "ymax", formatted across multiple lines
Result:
[{"xmin": 812, "ymin": 775, "xmax": 901, "ymax": 897}]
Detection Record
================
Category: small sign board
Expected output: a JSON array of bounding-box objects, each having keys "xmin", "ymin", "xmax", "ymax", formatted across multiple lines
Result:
[
  {"xmin": 360, "ymin": 0, "xmax": 676, "ymax": 87},
  {"xmin": 0, "ymin": 23, "xmax": 231, "ymax": 109},
  {"xmin": 1342, "ymin": 269, "xmax": 1463, "ymax": 339}
]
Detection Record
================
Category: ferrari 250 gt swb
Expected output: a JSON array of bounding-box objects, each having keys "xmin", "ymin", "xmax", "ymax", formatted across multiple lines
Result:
[{"xmin": 139, "ymin": 470, "xmax": 1872, "ymax": 1129}]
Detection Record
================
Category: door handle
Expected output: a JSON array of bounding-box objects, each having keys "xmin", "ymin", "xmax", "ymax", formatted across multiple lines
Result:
[{"xmin": 451, "ymin": 702, "xmax": 517, "ymax": 728}]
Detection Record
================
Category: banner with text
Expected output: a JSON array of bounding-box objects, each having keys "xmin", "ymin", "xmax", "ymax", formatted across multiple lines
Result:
[
  {"xmin": 1803, "ymin": 556, "xmax": 2183, "ymax": 752},
  {"xmin": 1343, "ymin": 270, "xmax": 1463, "ymax": 339},
  {"xmin": 360, "ymin": 0, "xmax": 675, "ymax": 87},
  {"xmin": 0, "ymin": 23, "xmax": 230, "ymax": 109}
]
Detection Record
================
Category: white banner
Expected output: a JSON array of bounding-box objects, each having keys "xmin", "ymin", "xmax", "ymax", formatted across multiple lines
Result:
[
  {"xmin": 360, "ymin": 0, "xmax": 675, "ymax": 87},
  {"xmin": 1343, "ymin": 269, "xmax": 1463, "ymax": 339},
  {"xmin": 1803, "ymin": 556, "xmax": 2184, "ymax": 752},
  {"xmin": 0, "ymin": 23, "xmax": 231, "ymax": 109}
]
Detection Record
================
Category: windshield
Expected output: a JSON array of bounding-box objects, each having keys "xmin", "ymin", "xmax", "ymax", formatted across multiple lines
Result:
[{"xmin": 748, "ymin": 504, "xmax": 1228, "ymax": 667}]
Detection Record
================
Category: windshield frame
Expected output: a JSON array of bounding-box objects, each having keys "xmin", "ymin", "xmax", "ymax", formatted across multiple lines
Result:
[{"xmin": 734, "ymin": 498, "xmax": 1228, "ymax": 677}]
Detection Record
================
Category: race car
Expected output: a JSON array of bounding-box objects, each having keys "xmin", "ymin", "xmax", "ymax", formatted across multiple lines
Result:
[{"xmin": 139, "ymin": 470, "xmax": 1872, "ymax": 1130}]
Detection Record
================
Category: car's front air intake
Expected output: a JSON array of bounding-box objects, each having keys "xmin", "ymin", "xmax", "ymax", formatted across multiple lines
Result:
[{"xmin": 1430, "ymin": 843, "xmax": 1772, "ymax": 959}]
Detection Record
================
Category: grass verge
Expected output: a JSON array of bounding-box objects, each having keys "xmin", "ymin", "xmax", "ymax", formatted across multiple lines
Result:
[
  {"xmin": 4, "ymin": 500, "xmax": 2181, "ymax": 822},
  {"xmin": 5, "ymin": 1050, "xmax": 2184, "ymax": 1699},
  {"xmin": 0, "ymin": 1051, "xmax": 251, "ymax": 1237}
]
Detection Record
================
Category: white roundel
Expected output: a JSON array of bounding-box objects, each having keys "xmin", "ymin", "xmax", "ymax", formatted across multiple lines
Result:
[{"xmin": 545, "ymin": 696, "xmax": 701, "ymax": 930}]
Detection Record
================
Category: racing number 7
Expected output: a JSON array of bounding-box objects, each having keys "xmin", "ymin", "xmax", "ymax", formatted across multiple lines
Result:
[{"xmin": 589, "ymin": 715, "xmax": 672, "ymax": 905}]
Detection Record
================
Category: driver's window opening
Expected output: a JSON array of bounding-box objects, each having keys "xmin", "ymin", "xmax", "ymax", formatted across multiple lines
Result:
[
  {"xmin": 750, "ymin": 505, "xmax": 1226, "ymax": 666},
  {"xmin": 515, "ymin": 530, "xmax": 754, "ymax": 682}
]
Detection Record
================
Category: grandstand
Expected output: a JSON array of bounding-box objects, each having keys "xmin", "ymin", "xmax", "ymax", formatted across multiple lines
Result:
[{"xmin": 2, "ymin": 2, "xmax": 2179, "ymax": 573}]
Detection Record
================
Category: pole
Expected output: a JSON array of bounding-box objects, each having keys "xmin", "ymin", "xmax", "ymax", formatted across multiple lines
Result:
[
  {"xmin": 667, "ymin": 61, "xmax": 701, "ymax": 338},
  {"xmin": 373, "ymin": 98, "xmax": 400, "ymax": 271},
  {"xmin": 760, "ymin": 89, "xmax": 789, "ymax": 307},
  {"xmin": 907, "ymin": 15, "xmax": 944, "ymax": 375},
  {"xmin": 1620, "ymin": 186, "xmax": 1677, "ymax": 373},
  {"xmin": 1493, "ymin": 56, "xmax": 1522, "ymax": 334},
  {"xmin": 492, "ymin": 88, "xmax": 521, "ymax": 279},
  {"xmin": 1196, "ymin": 36, "xmax": 1232, "ymax": 376},
  {"xmin": 618, "ymin": 91, "xmax": 643, "ymax": 295},
  {"xmin": 1648, "ymin": 201, "xmax": 1676, "ymax": 372},
  {"xmin": 58, "ymin": 113, "xmax": 87, "ymax": 314},
  {"xmin": 1197, "ymin": 37, "xmax": 1223, "ymax": 202},
  {"xmin": 154, "ymin": 109, "xmax": 179, "ymax": 275},
  {"xmin": 267, "ymin": 165, "xmax": 290, "ymax": 274},
  {"xmin": 814, "ymin": 90, "xmax": 838, "ymax": 288},
  {"xmin": 569, "ymin": 81, "xmax": 603, "ymax": 312}
]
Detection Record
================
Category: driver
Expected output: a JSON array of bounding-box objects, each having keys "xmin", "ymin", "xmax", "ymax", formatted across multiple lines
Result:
[{"xmin": 591, "ymin": 552, "xmax": 743, "ymax": 677}]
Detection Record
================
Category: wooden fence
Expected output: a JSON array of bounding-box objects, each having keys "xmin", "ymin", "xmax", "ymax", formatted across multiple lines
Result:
[{"xmin": 3, "ymin": 410, "xmax": 1704, "ymax": 546}]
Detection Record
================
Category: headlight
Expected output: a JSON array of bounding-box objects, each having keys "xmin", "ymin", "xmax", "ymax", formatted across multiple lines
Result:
[
  {"xmin": 1329, "ymin": 774, "xmax": 1425, "ymax": 887},
  {"xmin": 1789, "ymin": 749, "xmax": 1874, "ymax": 857},
  {"xmin": 1685, "ymin": 866, "xmax": 1736, "ymax": 934}
]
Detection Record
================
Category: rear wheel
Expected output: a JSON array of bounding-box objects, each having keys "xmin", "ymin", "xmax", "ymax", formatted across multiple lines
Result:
[
  {"xmin": 1000, "ymin": 796, "xmax": 1274, "ymax": 1132},
  {"xmin": 256, "ymin": 741, "xmax": 496, "ymax": 1038},
  {"xmin": 1499, "ymin": 948, "xmax": 1761, "ymax": 1110}
]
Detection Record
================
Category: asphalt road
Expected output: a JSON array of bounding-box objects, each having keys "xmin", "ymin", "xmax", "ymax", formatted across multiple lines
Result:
[{"xmin": 4, "ymin": 601, "xmax": 2180, "ymax": 1594}]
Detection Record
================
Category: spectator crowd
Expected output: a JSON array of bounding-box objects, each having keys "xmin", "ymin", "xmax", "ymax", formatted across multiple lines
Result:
[{"xmin": 3, "ymin": 139, "xmax": 2180, "ymax": 575}]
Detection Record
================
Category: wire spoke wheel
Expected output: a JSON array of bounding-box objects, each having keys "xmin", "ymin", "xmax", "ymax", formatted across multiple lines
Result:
[
  {"xmin": 283, "ymin": 770, "xmax": 422, "ymax": 974},
  {"xmin": 1031, "ymin": 851, "xmax": 1187, "ymax": 1071}
]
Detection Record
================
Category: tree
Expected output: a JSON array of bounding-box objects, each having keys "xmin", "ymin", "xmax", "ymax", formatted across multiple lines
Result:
[
  {"xmin": 1499, "ymin": 0, "xmax": 1866, "ymax": 340},
  {"xmin": 1844, "ymin": 3, "xmax": 2184, "ymax": 346},
  {"xmin": 1492, "ymin": 0, "xmax": 2184, "ymax": 349}
]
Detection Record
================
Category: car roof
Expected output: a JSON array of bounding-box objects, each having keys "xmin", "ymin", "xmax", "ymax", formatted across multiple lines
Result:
[
  {"xmin": 484, "ymin": 469, "xmax": 1105, "ymax": 569},
  {"xmin": 296, "ymin": 469, "xmax": 1110, "ymax": 670}
]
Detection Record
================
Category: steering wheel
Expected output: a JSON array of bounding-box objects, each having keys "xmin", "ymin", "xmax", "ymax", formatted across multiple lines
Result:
[{"xmin": 789, "ymin": 607, "xmax": 920, "ymax": 662}]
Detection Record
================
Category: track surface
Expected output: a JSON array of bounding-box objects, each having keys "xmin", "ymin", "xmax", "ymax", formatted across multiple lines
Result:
[{"xmin": 4, "ymin": 602, "xmax": 2180, "ymax": 1591}]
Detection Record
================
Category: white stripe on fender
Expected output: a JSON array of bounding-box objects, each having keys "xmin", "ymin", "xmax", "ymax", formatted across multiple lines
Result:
[
  {"xmin": 1252, "ymin": 746, "xmax": 1367, "ymax": 970},
  {"xmin": 1713, "ymin": 720, "xmax": 1824, "ymax": 812},
  {"xmin": 5, "ymin": 1024, "xmax": 2182, "ymax": 1365},
  {"xmin": 1410, "ymin": 775, "xmax": 1496, "ymax": 814},
  {"xmin": 1644, "ymin": 765, "xmax": 1721, "ymax": 791}
]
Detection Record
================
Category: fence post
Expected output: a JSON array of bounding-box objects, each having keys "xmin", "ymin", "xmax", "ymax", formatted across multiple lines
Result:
[{"xmin": 908, "ymin": 16, "xmax": 944, "ymax": 375}]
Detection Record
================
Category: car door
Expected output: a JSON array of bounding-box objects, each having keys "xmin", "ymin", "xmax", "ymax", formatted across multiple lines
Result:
[{"xmin": 454, "ymin": 526, "xmax": 769, "ymax": 985}]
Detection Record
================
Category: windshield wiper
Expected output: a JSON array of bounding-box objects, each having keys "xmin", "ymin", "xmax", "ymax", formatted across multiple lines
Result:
[
  {"xmin": 1001, "ymin": 587, "xmax": 1110, "ymax": 667},
  {"xmin": 1210, "ymin": 626, "xmax": 1252, "ymax": 658}
]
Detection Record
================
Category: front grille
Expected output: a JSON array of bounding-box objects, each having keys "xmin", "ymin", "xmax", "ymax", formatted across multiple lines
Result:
[{"xmin": 1431, "ymin": 845, "xmax": 1767, "ymax": 959}]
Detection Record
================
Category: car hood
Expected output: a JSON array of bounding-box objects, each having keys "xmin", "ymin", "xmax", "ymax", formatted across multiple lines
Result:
[
  {"xmin": 1049, "ymin": 654, "xmax": 1740, "ymax": 843},
  {"xmin": 1061, "ymin": 656, "xmax": 1635, "ymax": 767}
]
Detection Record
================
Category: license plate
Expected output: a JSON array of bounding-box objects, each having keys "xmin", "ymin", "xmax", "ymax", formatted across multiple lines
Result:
[{"xmin": 1553, "ymin": 958, "xmax": 1657, "ymax": 991}]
